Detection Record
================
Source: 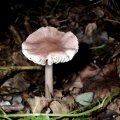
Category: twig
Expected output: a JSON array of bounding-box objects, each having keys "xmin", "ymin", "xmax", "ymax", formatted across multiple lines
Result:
[
  {"xmin": 57, "ymin": 19, "xmax": 68, "ymax": 23},
  {"xmin": 0, "ymin": 66, "xmax": 43, "ymax": 71},
  {"xmin": 104, "ymin": 18, "xmax": 120, "ymax": 24},
  {"xmin": 0, "ymin": 104, "xmax": 24, "ymax": 112}
]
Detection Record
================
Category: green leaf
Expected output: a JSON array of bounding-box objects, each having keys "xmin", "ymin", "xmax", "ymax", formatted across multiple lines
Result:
[{"xmin": 75, "ymin": 92, "xmax": 94, "ymax": 106}]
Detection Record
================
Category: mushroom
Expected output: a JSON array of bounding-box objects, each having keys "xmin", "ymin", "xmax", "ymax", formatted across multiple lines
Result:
[{"xmin": 22, "ymin": 26, "xmax": 78, "ymax": 100}]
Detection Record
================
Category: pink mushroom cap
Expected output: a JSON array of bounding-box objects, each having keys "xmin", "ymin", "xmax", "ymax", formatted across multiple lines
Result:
[{"xmin": 22, "ymin": 26, "xmax": 78, "ymax": 65}]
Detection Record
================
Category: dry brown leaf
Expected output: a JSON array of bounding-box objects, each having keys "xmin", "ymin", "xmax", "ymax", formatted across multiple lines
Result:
[
  {"xmin": 69, "ymin": 74, "xmax": 83, "ymax": 91},
  {"xmin": 70, "ymin": 87, "xmax": 81, "ymax": 96},
  {"xmin": 54, "ymin": 89, "xmax": 63, "ymax": 99},
  {"xmin": 1, "ymin": 72, "xmax": 30, "ymax": 93},
  {"xmin": 85, "ymin": 23, "xmax": 97, "ymax": 37},
  {"xmin": 80, "ymin": 64, "xmax": 100, "ymax": 83},
  {"xmin": 63, "ymin": 72, "xmax": 83, "ymax": 93},
  {"xmin": 12, "ymin": 52, "xmax": 31, "ymax": 66},
  {"xmin": 27, "ymin": 96, "xmax": 48, "ymax": 113},
  {"xmin": 62, "ymin": 95, "xmax": 75, "ymax": 110},
  {"xmin": 107, "ymin": 96, "xmax": 120, "ymax": 114},
  {"xmin": 116, "ymin": 115, "xmax": 120, "ymax": 120},
  {"xmin": 50, "ymin": 101, "xmax": 69, "ymax": 114},
  {"xmin": 92, "ymin": 7, "xmax": 105, "ymax": 18},
  {"xmin": 84, "ymin": 79, "xmax": 120, "ymax": 99},
  {"xmin": 76, "ymin": 23, "xmax": 97, "ymax": 44},
  {"xmin": 63, "ymin": 64, "xmax": 99, "ymax": 93},
  {"xmin": 99, "ymin": 64, "xmax": 117, "ymax": 77}
]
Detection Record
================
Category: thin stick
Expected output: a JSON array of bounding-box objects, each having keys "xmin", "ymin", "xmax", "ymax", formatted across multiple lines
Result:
[
  {"xmin": 0, "ymin": 66, "xmax": 43, "ymax": 71},
  {"xmin": 104, "ymin": 18, "xmax": 120, "ymax": 24}
]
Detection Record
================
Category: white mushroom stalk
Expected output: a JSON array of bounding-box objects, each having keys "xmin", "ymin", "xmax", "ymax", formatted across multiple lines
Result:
[
  {"xmin": 22, "ymin": 26, "xmax": 79, "ymax": 100},
  {"xmin": 45, "ymin": 63, "xmax": 53, "ymax": 99}
]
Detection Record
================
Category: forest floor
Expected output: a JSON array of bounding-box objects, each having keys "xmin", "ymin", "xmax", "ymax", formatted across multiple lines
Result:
[{"xmin": 0, "ymin": 0, "xmax": 120, "ymax": 120}]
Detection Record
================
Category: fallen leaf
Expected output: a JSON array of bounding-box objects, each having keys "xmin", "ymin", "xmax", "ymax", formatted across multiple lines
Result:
[
  {"xmin": 12, "ymin": 95, "xmax": 22, "ymax": 105},
  {"xmin": 116, "ymin": 116, "xmax": 120, "ymax": 120},
  {"xmin": 12, "ymin": 52, "xmax": 31, "ymax": 66},
  {"xmin": 1, "ymin": 72, "xmax": 30, "ymax": 93},
  {"xmin": 27, "ymin": 96, "xmax": 48, "ymax": 113},
  {"xmin": 92, "ymin": 7, "xmax": 105, "ymax": 18},
  {"xmin": 69, "ymin": 74, "xmax": 83, "ymax": 91},
  {"xmin": 75, "ymin": 92, "xmax": 94, "ymax": 106},
  {"xmin": 70, "ymin": 87, "xmax": 81, "ymax": 96},
  {"xmin": 62, "ymin": 95, "xmax": 75, "ymax": 110},
  {"xmin": 85, "ymin": 23, "xmax": 97, "ymax": 37},
  {"xmin": 99, "ymin": 64, "xmax": 117, "ymax": 77},
  {"xmin": 63, "ymin": 73, "xmax": 83, "ymax": 92},
  {"xmin": 83, "ymin": 79, "xmax": 120, "ymax": 99},
  {"xmin": 107, "ymin": 96, "xmax": 120, "ymax": 114},
  {"xmin": 50, "ymin": 101, "xmax": 69, "ymax": 114},
  {"xmin": 80, "ymin": 64, "xmax": 100, "ymax": 83},
  {"xmin": 54, "ymin": 89, "xmax": 63, "ymax": 99}
]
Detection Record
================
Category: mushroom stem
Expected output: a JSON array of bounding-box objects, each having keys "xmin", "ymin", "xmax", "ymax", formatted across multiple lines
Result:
[{"xmin": 45, "ymin": 64, "xmax": 53, "ymax": 100}]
